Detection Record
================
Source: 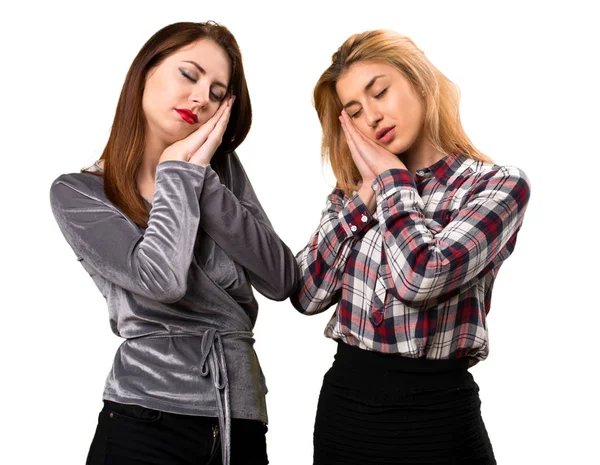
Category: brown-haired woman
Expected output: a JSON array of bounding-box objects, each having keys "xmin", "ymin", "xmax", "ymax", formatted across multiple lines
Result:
[
  {"xmin": 292, "ymin": 30, "xmax": 531, "ymax": 465},
  {"xmin": 50, "ymin": 22, "xmax": 297, "ymax": 465}
]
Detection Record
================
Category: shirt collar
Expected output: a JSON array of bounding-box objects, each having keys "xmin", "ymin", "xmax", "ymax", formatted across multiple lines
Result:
[{"xmin": 414, "ymin": 152, "xmax": 467, "ymax": 185}]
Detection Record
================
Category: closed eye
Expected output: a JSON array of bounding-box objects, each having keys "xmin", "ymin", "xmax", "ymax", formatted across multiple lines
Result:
[
  {"xmin": 375, "ymin": 88, "xmax": 387, "ymax": 99},
  {"xmin": 210, "ymin": 92, "xmax": 225, "ymax": 102},
  {"xmin": 350, "ymin": 109, "xmax": 362, "ymax": 118},
  {"xmin": 180, "ymin": 69, "xmax": 197, "ymax": 83},
  {"xmin": 180, "ymin": 69, "xmax": 225, "ymax": 102}
]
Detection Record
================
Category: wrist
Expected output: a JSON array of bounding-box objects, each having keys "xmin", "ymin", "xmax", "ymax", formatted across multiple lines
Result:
[
  {"xmin": 375, "ymin": 159, "xmax": 406, "ymax": 176},
  {"xmin": 189, "ymin": 160, "xmax": 210, "ymax": 167},
  {"xmin": 357, "ymin": 184, "xmax": 376, "ymax": 213}
]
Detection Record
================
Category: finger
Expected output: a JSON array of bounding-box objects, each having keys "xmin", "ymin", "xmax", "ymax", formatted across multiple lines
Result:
[
  {"xmin": 339, "ymin": 116, "xmax": 360, "ymax": 160},
  {"xmin": 188, "ymin": 100, "xmax": 233, "ymax": 162},
  {"xmin": 210, "ymin": 98, "xmax": 233, "ymax": 136},
  {"xmin": 344, "ymin": 111, "xmax": 376, "ymax": 158},
  {"xmin": 194, "ymin": 97, "xmax": 230, "ymax": 135},
  {"xmin": 340, "ymin": 117, "xmax": 372, "ymax": 181},
  {"xmin": 340, "ymin": 113, "xmax": 379, "ymax": 181},
  {"xmin": 210, "ymin": 96, "xmax": 233, "ymax": 123},
  {"xmin": 185, "ymin": 99, "xmax": 231, "ymax": 152},
  {"xmin": 201, "ymin": 99, "xmax": 230, "ymax": 133},
  {"xmin": 341, "ymin": 124, "xmax": 365, "ymax": 173},
  {"xmin": 341, "ymin": 113, "xmax": 374, "ymax": 170},
  {"xmin": 340, "ymin": 111, "xmax": 361, "ymax": 148},
  {"xmin": 206, "ymin": 100, "xmax": 232, "ymax": 144},
  {"xmin": 341, "ymin": 109, "xmax": 367, "ymax": 142},
  {"xmin": 341, "ymin": 110, "xmax": 380, "ymax": 167}
]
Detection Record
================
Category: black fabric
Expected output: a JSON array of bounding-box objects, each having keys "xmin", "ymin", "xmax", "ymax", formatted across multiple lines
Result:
[
  {"xmin": 313, "ymin": 342, "xmax": 496, "ymax": 465},
  {"xmin": 86, "ymin": 400, "xmax": 268, "ymax": 465}
]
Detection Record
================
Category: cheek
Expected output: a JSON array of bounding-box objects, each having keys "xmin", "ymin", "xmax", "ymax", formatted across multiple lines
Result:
[
  {"xmin": 394, "ymin": 97, "xmax": 423, "ymax": 132},
  {"xmin": 143, "ymin": 80, "xmax": 172, "ymax": 116},
  {"xmin": 355, "ymin": 119, "xmax": 372, "ymax": 137},
  {"xmin": 150, "ymin": 74, "xmax": 187, "ymax": 109}
]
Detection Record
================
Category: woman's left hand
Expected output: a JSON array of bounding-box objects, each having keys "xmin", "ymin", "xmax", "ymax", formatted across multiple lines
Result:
[{"xmin": 339, "ymin": 109, "xmax": 407, "ymax": 177}]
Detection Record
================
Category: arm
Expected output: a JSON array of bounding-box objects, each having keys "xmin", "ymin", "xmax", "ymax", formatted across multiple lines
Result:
[
  {"xmin": 49, "ymin": 161, "xmax": 206, "ymax": 303},
  {"xmin": 375, "ymin": 166, "xmax": 531, "ymax": 307},
  {"xmin": 198, "ymin": 153, "xmax": 298, "ymax": 301},
  {"xmin": 290, "ymin": 188, "xmax": 374, "ymax": 315}
]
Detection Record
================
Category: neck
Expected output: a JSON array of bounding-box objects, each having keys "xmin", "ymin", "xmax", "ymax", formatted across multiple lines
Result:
[
  {"xmin": 138, "ymin": 130, "xmax": 168, "ymax": 183},
  {"xmin": 400, "ymin": 131, "xmax": 446, "ymax": 175}
]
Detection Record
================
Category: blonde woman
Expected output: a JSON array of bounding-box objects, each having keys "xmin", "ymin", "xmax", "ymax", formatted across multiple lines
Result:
[{"xmin": 292, "ymin": 30, "xmax": 531, "ymax": 465}]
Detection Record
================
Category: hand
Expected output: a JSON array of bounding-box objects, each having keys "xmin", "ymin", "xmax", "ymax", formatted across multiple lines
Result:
[
  {"xmin": 188, "ymin": 95, "xmax": 235, "ymax": 166},
  {"xmin": 339, "ymin": 109, "xmax": 406, "ymax": 177},
  {"xmin": 339, "ymin": 114, "xmax": 377, "ymax": 187},
  {"xmin": 158, "ymin": 96, "xmax": 234, "ymax": 166}
]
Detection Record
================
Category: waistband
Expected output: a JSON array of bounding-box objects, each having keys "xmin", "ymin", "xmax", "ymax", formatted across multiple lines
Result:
[
  {"xmin": 133, "ymin": 329, "xmax": 253, "ymax": 465},
  {"xmin": 334, "ymin": 341, "xmax": 470, "ymax": 374}
]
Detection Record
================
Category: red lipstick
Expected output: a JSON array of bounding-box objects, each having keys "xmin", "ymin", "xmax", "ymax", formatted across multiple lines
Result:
[{"xmin": 175, "ymin": 109, "xmax": 198, "ymax": 124}]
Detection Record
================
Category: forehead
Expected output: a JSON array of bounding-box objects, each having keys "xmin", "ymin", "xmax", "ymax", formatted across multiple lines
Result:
[
  {"xmin": 168, "ymin": 39, "xmax": 231, "ymax": 83},
  {"xmin": 336, "ymin": 61, "xmax": 399, "ymax": 101}
]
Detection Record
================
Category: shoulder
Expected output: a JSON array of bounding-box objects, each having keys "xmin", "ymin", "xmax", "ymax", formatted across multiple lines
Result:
[
  {"xmin": 458, "ymin": 157, "xmax": 531, "ymax": 206},
  {"xmin": 460, "ymin": 156, "xmax": 528, "ymax": 182},
  {"xmin": 462, "ymin": 156, "xmax": 530, "ymax": 189},
  {"xmin": 49, "ymin": 170, "xmax": 107, "ymax": 210}
]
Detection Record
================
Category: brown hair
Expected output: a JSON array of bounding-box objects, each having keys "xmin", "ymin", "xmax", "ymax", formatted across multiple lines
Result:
[
  {"xmin": 314, "ymin": 29, "xmax": 493, "ymax": 196},
  {"xmin": 85, "ymin": 21, "xmax": 251, "ymax": 228}
]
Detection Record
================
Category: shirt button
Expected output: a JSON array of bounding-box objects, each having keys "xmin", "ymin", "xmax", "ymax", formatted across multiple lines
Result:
[
  {"xmin": 350, "ymin": 225, "xmax": 358, "ymax": 232},
  {"xmin": 361, "ymin": 215, "xmax": 368, "ymax": 223},
  {"xmin": 416, "ymin": 169, "xmax": 425, "ymax": 176}
]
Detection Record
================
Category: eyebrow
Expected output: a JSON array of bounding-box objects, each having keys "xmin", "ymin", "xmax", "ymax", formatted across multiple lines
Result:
[
  {"xmin": 342, "ymin": 74, "xmax": 386, "ymax": 109},
  {"xmin": 182, "ymin": 60, "xmax": 228, "ymax": 90}
]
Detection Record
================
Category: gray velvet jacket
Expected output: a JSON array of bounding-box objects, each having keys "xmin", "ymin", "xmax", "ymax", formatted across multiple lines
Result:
[{"xmin": 49, "ymin": 153, "xmax": 297, "ymax": 457}]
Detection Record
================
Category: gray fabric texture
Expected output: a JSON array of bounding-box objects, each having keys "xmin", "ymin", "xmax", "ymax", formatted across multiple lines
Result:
[{"xmin": 49, "ymin": 153, "xmax": 298, "ymax": 429}]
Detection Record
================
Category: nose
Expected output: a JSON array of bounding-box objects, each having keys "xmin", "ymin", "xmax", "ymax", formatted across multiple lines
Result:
[
  {"xmin": 364, "ymin": 105, "xmax": 383, "ymax": 128},
  {"xmin": 190, "ymin": 84, "xmax": 210, "ymax": 109}
]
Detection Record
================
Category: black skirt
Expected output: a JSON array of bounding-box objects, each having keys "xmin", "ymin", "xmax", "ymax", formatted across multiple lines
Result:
[{"xmin": 313, "ymin": 342, "xmax": 496, "ymax": 465}]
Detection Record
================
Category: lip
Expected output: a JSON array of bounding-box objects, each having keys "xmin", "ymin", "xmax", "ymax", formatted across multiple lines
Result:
[
  {"xmin": 377, "ymin": 126, "xmax": 395, "ymax": 144},
  {"xmin": 175, "ymin": 109, "xmax": 198, "ymax": 124},
  {"xmin": 376, "ymin": 126, "xmax": 395, "ymax": 140}
]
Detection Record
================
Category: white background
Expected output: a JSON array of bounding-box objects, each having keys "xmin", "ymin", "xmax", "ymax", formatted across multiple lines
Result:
[{"xmin": 1, "ymin": 1, "xmax": 599, "ymax": 464}]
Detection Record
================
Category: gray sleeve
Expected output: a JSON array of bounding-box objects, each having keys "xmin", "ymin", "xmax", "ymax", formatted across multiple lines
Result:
[
  {"xmin": 199, "ymin": 154, "xmax": 298, "ymax": 301},
  {"xmin": 49, "ymin": 160, "xmax": 206, "ymax": 303}
]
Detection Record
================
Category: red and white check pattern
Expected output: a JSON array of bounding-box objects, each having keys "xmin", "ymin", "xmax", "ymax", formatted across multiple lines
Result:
[{"xmin": 291, "ymin": 153, "xmax": 531, "ymax": 360}]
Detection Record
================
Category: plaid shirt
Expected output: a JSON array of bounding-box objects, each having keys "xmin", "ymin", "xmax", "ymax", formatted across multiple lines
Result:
[{"xmin": 291, "ymin": 153, "xmax": 531, "ymax": 360}]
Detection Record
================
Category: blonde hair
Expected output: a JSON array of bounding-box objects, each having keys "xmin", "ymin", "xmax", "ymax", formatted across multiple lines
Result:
[{"xmin": 314, "ymin": 30, "xmax": 493, "ymax": 196}]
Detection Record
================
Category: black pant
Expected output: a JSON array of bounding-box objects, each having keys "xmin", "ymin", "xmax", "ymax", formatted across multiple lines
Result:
[{"xmin": 86, "ymin": 400, "xmax": 268, "ymax": 465}]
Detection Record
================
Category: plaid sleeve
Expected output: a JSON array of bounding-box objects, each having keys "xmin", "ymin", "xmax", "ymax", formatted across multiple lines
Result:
[
  {"xmin": 374, "ymin": 166, "xmax": 531, "ymax": 307},
  {"xmin": 290, "ymin": 188, "xmax": 375, "ymax": 314}
]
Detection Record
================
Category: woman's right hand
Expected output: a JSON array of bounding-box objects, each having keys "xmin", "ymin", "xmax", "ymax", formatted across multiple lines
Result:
[
  {"xmin": 159, "ymin": 95, "xmax": 234, "ymax": 166},
  {"xmin": 339, "ymin": 112, "xmax": 377, "ymax": 213}
]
